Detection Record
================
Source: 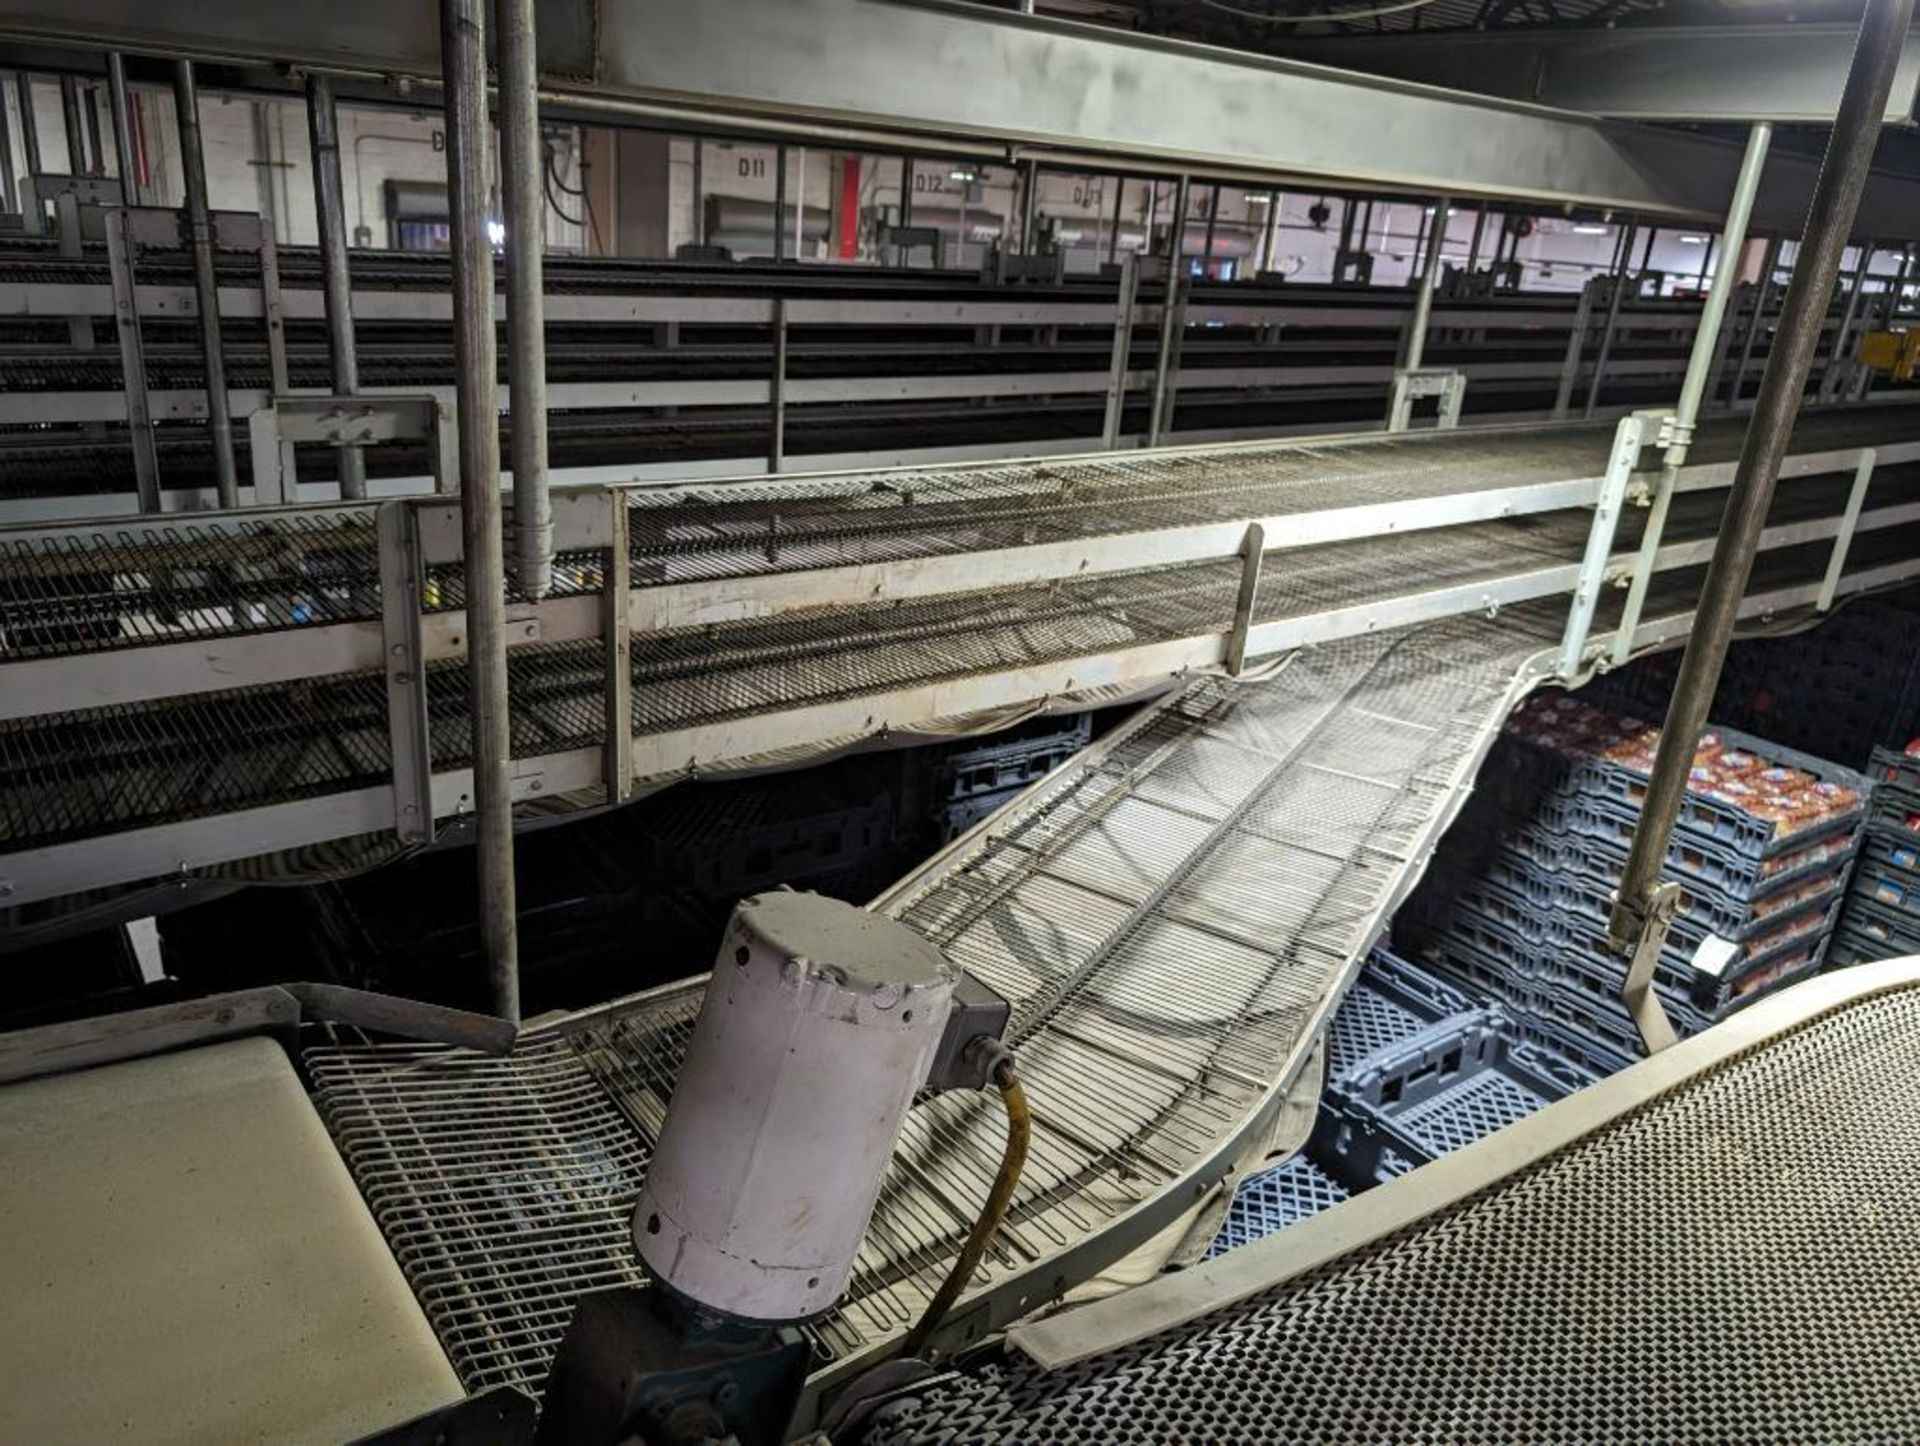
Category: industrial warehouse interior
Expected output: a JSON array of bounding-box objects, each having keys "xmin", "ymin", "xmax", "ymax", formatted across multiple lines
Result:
[{"xmin": 4, "ymin": 0, "xmax": 1920, "ymax": 1440}]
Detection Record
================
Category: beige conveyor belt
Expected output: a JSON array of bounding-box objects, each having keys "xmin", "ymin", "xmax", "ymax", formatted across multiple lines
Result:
[{"xmin": 0, "ymin": 1037, "xmax": 463, "ymax": 1444}]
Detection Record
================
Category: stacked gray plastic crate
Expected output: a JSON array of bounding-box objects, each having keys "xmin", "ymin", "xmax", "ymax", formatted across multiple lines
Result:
[
  {"xmin": 1403, "ymin": 697, "xmax": 1869, "ymax": 1075},
  {"xmin": 929, "ymin": 715, "xmax": 1093, "ymax": 840},
  {"xmin": 1832, "ymin": 745, "xmax": 1920, "ymax": 965},
  {"xmin": 1208, "ymin": 948, "xmax": 1595, "ymax": 1253}
]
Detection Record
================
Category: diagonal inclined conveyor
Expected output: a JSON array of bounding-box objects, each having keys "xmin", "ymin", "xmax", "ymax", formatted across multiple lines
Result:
[
  {"xmin": 3, "ymin": 403, "xmax": 1917, "ymax": 911},
  {"xmin": 295, "ymin": 418, "xmax": 1920, "ymax": 1405}
]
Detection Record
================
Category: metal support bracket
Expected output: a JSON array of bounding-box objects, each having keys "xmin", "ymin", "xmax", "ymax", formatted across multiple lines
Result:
[
  {"xmin": 249, "ymin": 393, "xmax": 455, "ymax": 505},
  {"xmin": 1386, "ymin": 368, "xmax": 1466, "ymax": 434},
  {"xmin": 1224, "ymin": 522, "xmax": 1266, "ymax": 677},
  {"xmin": 1612, "ymin": 879, "xmax": 1682, "ymax": 1054},
  {"xmin": 603, "ymin": 492, "xmax": 634, "ymax": 803},
  {"xmin": 377, "ymin": 501, "xmax": 435, "ymax": 846},
  {"xmin": 1559, "ymin": 413, "xmax": 1646, "ymax": 678},
  {"xmin": 1818, "ymin": 447, "xmax": 1877, "ymax": 612},
  {"xmin": 1101, "ymin": 252, "xmax": 1140, "ymax": 451}
]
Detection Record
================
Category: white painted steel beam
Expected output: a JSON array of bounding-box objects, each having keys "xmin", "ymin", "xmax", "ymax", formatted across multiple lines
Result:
[
  {"xmin": 1275, "ymin": 27, "xmax": 1920, "ymax": 126},
  {"xmin": 3, "ymin": 0, "xmax": 1917, "ymax": 231}
]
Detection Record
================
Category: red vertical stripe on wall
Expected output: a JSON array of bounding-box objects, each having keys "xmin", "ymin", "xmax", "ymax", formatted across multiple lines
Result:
[{"xmin": 837, "ymin": 156, "xmax": 861, "ymax": 259}]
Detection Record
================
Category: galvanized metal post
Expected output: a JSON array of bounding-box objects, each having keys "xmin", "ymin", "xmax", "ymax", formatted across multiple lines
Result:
[
  {"xmin": 1401, "ymin": 195, "xmax": 1449, "ymax": 373},
  {"xmin": 1148, "ymin": 269, "xmax": 1186, "ymax": 447},
  {"xmin": 441, "ymin": 0, "xmax": 520, "ymax": 1022},
  {"xmin": 769, "ymin": 297, "xmax": 788, "ymax": 472},
  {"xmin": 1019, "ymin": 159, "xmax": 1039, "ymax": 254},
  {"xmin": 58, "ymin": 75, "xmax": 86, "ymax": 176},
  {"xmin": 1465, "ymin": 202, "xmax": 1487, "ymax": 275},
  {"xmin": 1101, "ymin": 251, "xmax": 1139, "ymax": 449},
  {"xmin": 1608, "ymin": 0, "xmax": 1910, "ymax": 1053},
  {"xmin": 1611, "ymin": 123, "xmax": 1773, "ymax": 669},
  {"xmin": 691, "ymin": 138, "xmax": 704, "ymax": 247},
  {"xmin": 1818, "ymin": 448, "xmax": 1877, "ymax": 612},
  {"xmin": 0, "ymin": 71, "xmax": 14, "ymax": 215},
  {"xmin": 603, "ymin": 492, "xmax": 633, "ymax": 804},
  {"xmin": 104, "ymin": 54, "xmax": 137, "ymax": 207},
  {"xmin": 173, "ymin": 61, "xmax": 238, "ymax": 508},
  {"xmin": 1821, "ymin": 238, "xmax": 1874, "ymax": 403},
  {"xmin": 1257, "ymin": 190, "xmax": 1278, "ymax": 275},
  {"xmin": 1552, "ymin": 280, "xmax": 1597, "ymax": 421},
  {"xmin": 499, "ymin": 0, "xmax": 552, "ymax": 599},
  {"xmin": 104, "ymin": 207, "xmax": 161, "ymax": 513},
  {"xmin": 305, "ymin": 74, "xmax": 366, "ymax": 499},
  {"xmin": 1581, "ymin": 222, "xmax": 1637, "ymax": 419},
  {"xmin": 1167, "ymin": 173, "xmax": 1190, "ymax": 268},
  {"xmin": 772, "ymin": 143, "xmax": 787, "ymax": 261},
  {"xmin": 1200, "ymin": 182, "xmax": 1220, "ymax": 274},
  {"xmin": 1106, "ymin": 173, "xmax": 1124, "ymax": 266},
  {"xmin": 1726, "ymin": 235, "xmax": 1782, "ymax": 409},
  {"xmin": 14, "ymin": 73, "xmax": 40, "ymax": 234}
]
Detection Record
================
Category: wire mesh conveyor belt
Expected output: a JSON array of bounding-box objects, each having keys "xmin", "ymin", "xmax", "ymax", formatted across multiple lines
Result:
[
  {"xmin": 292, "ymin": 516, "xmax": 1903, "ymax": 1403},
  {"xmin": 860, "ymin": 963, "xmax": 1920, "ymax": 1444},
  {"xmin": 2, "ymin": 407, "xmax": 1916, "ymax": 868},
  {"xmin": 303, "ymin": 603, "xmax": 1562, "ymax": 1397}
]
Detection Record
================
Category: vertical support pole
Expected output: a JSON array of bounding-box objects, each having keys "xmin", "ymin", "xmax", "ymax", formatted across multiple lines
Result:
[
  {"xmin": 306, "ymin": 74, "xmax": 366, "ymax": 499},
  {"xmin": 1101, "ymin": 251, "xmax": 1139, "ymax": 449},
  {"xmin": 15, "ymin": 72, "xmax": 40, "ymax": 235},
  {"xmin": 603, "ymin": 492, "xmax": 633, "ymax": 805},
  {"xmin": 1582, "ymin": 222, "xmax": 1638, "ymax": 419},
  {"xmin": 1018, "ymin": 158, "xmax": 1039, "ymax": 254},
  {"xmin": 1818, "ymin": 448, "xmax": 1877, "ymax": 612},
  {"xmin": 1608, "ymin": 0, "xmax": 1909, "ymax": 1054},
  {"xmin": 1224, "ymin": 522, "xmax": 1265, "ymax": 678},
  {"xmin": 378, "ymin": 501, "xmax": 435, "ymax": 845},
  {"xmin": 1257, "ymin": 190, "xmax": 1278, "ymax": 275},
  {"xmin": 0, "ymin": 69, "xmax": 15, "ymax": 214},
  {"xmin": 1200, "ymin": 182, "xmax": 1220, "ymax": 275},
  {"xmin": 1167, "ymin": 173, "xmax": 1190, "ymax": 271},
  {"xmin": 1106, "ymin": 173, "xmax": 1124, "ymax": 266},
  {"xmin": 793, "ymin": 147, "xmax": 806, "ymax": 259},
  {"xmin": 258, "ymin": 216, "xmax": 290, "ymax": 398},
  {"xmin": 1465, "ymin": 202, "xmax": 1488, "ymax": 275},
  {"xmin": 691, "ymin": 138, "xmax": 704, "ymax": 247},
  {"xmin": 1558, "ymin": 414, "xmax": 1645, "ymax": 679},
  {"xmin": 772, "ymin": 143, "xmax": 788, "ymax": 261},
  {"xmin": 1821, "ymin": 238, "xmax": 1874, "ymax": 403},
  {"xmin": 104, "ymin": 206, "xmax": 161, "ymax": 513},
  {"xmin": 1147, "ymin": 269, "xmax": 1186, "ymax": 447},
  {"xmin": 769, "ymin": 297, "xmax": 788, "ymax": 472},
  {"xmin": 896, "ymin": 153, "xmax": 913, "ymax": 265},
  {"xmin": 173, "ymin": 61, "xmax": 238, "ymax": 509},
  {"xmin": 1553, "ymin": 281, "xmax": 1597, "ymax": 420},
  {"xmin": 441, "ymin": 0, "xmax": 519, "ymax": 1022},
  {"xmin": 58, "ymin": 75, "xmax": 86, "ymax": 177},
  {"xmin": 1611, "ymin": 122, "xmax": 1773, "ymax": 666},
  {"xmin": 1400, "ymin": 194, "xmax": 1449, "ymax": 374},
  {"xmin": 500, "ymin": 0, "xmax": 552, "ymax": 599},
  {"xmin": 104, "ymin": 54, "xmax": 138, "ymax": 207},
  {"xmin": 1727, "ymin": 235, "xmax": 1782, "ymax": 409}
]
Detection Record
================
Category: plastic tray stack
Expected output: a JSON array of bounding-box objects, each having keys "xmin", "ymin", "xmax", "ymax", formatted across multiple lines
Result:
[
  {"xmin": 928, "ymin": 714, "xmax": 1093, "ymax": 840},
  {"xmin": 1832, "ymin": 745, "xmax": 1920, "ymax": 966},
  {"xmin": 1207, "ymin": 948, "xmax": 1595, "ymax": 1251},
  {"xmin": 1404, "ymin": 696, "xmax": 1868, "ymax": 1073},
  {"xmin": 1308, "ymin": 949, "xmax": 1597, "ymax": 1193}
]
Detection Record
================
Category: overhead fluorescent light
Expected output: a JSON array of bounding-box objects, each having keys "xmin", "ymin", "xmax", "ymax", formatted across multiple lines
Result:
[
  {"xmin": 950, "ymin": 168, "xmax": 978, "ymax": 182},
  {"xmin": 1679, "ymin": 234, "xmax": 1709, "ymax": 244},
  {"xmin": 1572, "ymin": 223, "xmax": 1609, "ymax": 235},
  {"xmin": 1244, "ymin": 193, "xmax": 1272, "ymax": 205}
]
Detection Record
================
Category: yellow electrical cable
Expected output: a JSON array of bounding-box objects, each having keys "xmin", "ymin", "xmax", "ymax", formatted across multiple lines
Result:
[{"xmin": 901, "ymin": 1057, "xmax": 1032, "ymax": 1361}]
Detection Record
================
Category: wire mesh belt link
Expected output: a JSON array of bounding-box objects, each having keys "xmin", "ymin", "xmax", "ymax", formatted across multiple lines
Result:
[
  {"xmin": 866, "ymin": 990, "xmax": 1920, "ymax": 1445},
  {"xmin": 303, "ymin": 606, "xmax": 1557, "ymax": 1397}
]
